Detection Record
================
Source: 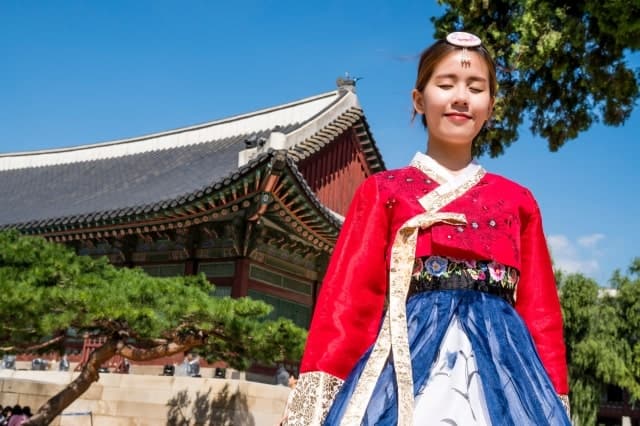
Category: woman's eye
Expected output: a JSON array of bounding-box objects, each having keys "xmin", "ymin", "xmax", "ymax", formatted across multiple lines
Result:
[
  {"xmin": 438, "ymin": 85, "xmax": 453, "ymax": 89},
  {"xmin": 469, "ymin": 87, "xmax": 484, "ymax": 93}
]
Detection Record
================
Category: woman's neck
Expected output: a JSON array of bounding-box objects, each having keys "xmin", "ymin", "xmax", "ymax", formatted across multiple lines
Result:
[{"xmin": 425, "ymin": 145, "xmax": 473, "ymax": 174}]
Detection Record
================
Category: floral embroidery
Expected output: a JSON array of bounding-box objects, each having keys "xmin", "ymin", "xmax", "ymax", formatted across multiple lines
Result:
[
  {"xmin": 410, "ymin": 256, "xmax": 519, "ymax": 305},
  {"xmin": 425, "ymin": 256, "xmax": 448, "ymax": 276},
  {"xmin": 467, "ymin": 268, "xmax": 479, "ymax": 280},
  {"xmin": 488, "ymin": 262, "xmax": 505, "ymax": 281},
  {"xmin": 413, "ymin": 258, "xmax": 424, "ymax": 275}
]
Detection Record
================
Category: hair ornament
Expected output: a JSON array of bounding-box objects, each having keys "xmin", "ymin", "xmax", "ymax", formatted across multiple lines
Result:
[{"xmin": 446, "ymin": 31, "xmax": 482, "ymax": 67}]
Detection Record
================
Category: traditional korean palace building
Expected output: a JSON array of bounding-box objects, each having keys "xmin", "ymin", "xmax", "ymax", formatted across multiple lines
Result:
[{"xmin": 0, "ymin": 79, "xmax": 385, "ymax": 330}]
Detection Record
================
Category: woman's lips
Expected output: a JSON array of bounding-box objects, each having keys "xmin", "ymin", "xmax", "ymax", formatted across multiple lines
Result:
[{"xmin": 444, "ymin": 113, "xmax": 472, "ymax": 122}]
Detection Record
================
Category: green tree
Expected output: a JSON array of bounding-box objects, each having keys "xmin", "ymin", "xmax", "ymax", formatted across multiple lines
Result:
[
  {"xmin": 611, "ymin": 258, "xmax": 640, "ymax": 398},
  {"xmin": 433, "ymin": 0, "xmax": 639, "ymax": 156},
  {"xmin": 558, "ymin": 259, "xmax": 640, "ymax": 425},
  {"xmin": 0, "ymin": 230, "xmax": 306, "ymax": 426}
]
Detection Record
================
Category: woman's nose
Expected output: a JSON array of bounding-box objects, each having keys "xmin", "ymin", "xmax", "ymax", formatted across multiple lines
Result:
[{"xmin": 452, "ymin": 86, "xmax": 469, "ymax": 105}]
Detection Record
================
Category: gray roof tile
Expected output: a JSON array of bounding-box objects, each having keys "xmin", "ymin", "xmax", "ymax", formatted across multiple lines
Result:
[{"xmin": 0, "ymin": 128, "xmax": 280, "ymax": 228}]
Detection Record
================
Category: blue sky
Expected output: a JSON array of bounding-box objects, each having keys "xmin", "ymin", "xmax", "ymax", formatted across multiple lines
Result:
[{"xmin": 1, "ymin": 1, "xmax": 638, "ymax": 286}]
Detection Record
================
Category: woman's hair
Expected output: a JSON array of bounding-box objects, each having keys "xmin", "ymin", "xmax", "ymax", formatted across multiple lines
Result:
[{"xmin": 412, "ymin": 38, "xmax": 497, "ymax": 127}]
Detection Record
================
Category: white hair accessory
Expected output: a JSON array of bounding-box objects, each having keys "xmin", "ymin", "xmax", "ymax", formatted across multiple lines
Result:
[
  {"xmin": 445, "ymin": 32, "xmax": 482, "ymax": 47},
  {"xmin": 446, "ymin": 32, "xmax": 482, "ymax": 67}
]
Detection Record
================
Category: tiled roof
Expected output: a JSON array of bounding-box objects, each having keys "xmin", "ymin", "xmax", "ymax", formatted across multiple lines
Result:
[
  {"xmin": 0, "ymin": 129, "xmax": 278, "ymax": 229},
  {"xmin": 0, "ymin": 89, "xmax": 383, "ymax": 232}
]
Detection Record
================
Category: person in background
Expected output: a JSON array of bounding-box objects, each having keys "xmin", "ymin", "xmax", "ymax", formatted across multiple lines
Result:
[
  {"xmin": 279, "ymin": 373, "xmax": 299, "ymax": 426},
  {"xmin": 0, "ymin": 406, "xmax": 10, "ymax": 426},
  {"xmin": 188, "ymin": 354, "xmax": 201, "ymax": 377},
  {"xmin": 275, "ymin": 364, "xmax": 290, "ymax": 387},
  {"xmin": 59, "ymin": 354, "xmax": 70, "ymax": 371},
  {"xmin": 20, "ymin": 408, "xmax": 31, "ymax": 421},
  {"xmin": 7, "ymin": 405, "xmax": 26, "ymax": 426}
]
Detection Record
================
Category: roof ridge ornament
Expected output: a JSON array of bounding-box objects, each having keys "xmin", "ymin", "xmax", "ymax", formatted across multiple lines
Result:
[
  {"xmin": 244, "ymin": 134, "xmax": 266, "ymax": 149},
  {"xmin": 336, "ymin": 72, "xmax": 362, "ymax": 93}
]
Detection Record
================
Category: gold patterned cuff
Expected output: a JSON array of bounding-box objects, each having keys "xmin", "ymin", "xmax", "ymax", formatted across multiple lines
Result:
[
  {"xmin": 559, "ymin": 394, "xmax": 570, "ymax": 419},
  {"xmin": 282, "ymin": 371, "xmax": 344, "ymax": 426}
]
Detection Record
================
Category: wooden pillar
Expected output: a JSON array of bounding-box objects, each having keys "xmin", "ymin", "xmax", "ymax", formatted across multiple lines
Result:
[
  {"xmin": 118, "ymin": 234, "xmax": 137, "ymax": 268},
  {"xmin": 184, "ymin": 226, "xmax": 199, "ymax": 276},
  {"xmin": 231, "ymin": 257, "xmax": 250, "ymax": 298},
  {"xmin": 184, "ymin": 259, "xmax": 196, "ymax": 276},
  {"xmin": 313, "ymin": 252, "xmax": 330, "ymax": 313}
]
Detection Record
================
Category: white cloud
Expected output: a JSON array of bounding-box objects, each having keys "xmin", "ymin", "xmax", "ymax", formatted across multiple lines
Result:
[
  {"xmin": 577, "ymin": 233, "xmax": 605, "ymax": 249},
  {"xmin": 547, "ymin": 233, "xmax": 605, "ymax": 276},
  {"xmin": 547, "ymin": 235, "xmax": 573, "ymax": 255}
]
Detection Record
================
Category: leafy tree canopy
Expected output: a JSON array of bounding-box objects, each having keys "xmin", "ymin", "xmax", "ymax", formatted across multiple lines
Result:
[
  {"xmin": 0, "ymin": 230, "xmax": 306, "ymax": 425},
  {"xmin": 558, "ymin": 258, "xmax": 640, "ymax": 425},
  {"xmin": 433, "ymin": 0, "xmax": 640, "ymax": 156}
]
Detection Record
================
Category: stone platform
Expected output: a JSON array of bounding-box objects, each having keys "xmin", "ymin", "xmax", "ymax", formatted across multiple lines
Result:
[{"xmin": 0, "ymin": 369, "xmax": 290, "ymax": 425}]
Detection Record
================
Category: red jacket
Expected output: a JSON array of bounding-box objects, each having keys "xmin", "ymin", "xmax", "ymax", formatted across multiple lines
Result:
[{"xmin": 301, "ymin": 162, "xmax": 569, "ymax": 395}]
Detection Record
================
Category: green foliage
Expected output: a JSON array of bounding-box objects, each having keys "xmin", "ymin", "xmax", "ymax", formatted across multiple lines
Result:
[
  {"xmin": 612, "ymin": 261, "xmax": 640, "ymax": 382},
  {"xmin": 0, "ymin": 230, "xmax": 306, "ymax": 367},
  {"xmin": 433, "ymin": 0, "xmax": 639, "ymax": 156},
  {"xmin": 559, "ymin": 258, "xmax": 640, "ymax": 425}
]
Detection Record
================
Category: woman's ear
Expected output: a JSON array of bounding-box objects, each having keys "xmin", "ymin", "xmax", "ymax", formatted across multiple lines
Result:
[{"xmin": 412, "ymin": 89, "xmax": 425, "ymax": 115}]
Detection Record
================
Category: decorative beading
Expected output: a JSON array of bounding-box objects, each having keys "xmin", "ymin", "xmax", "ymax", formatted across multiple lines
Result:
[{"xmin": 283, "ymin": 371, "xmax": 343, "ymax": 426}]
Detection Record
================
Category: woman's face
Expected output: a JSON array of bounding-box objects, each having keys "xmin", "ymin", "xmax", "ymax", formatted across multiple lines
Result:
[{"xmin": 412, "ymin": 50, "xmax": 494, "ymax": 150}]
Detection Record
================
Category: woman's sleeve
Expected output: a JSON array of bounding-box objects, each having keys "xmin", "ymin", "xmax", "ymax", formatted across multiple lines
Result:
[
  {"xmin": 284, "ymin": 175, "xmax": 390, "ymax": 425},
  {"xmin": 515, "ymin": 191, "xmax": 569, "ymax": 397}
]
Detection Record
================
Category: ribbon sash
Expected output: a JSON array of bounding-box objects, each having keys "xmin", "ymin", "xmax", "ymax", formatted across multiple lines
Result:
[{"xmin": 340, "ymin": 166, "xmax": 486, "ymax": 426}]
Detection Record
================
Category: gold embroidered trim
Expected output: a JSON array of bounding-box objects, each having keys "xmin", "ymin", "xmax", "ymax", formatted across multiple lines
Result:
[
  {"xmin": 559, "ymin": 394, "xmax": 570, "ymax": 419},
  {"xmin": 418, "ymin": 168, "xmax": 486, "ymax": 213},
  {"xmin": 340, "ymin": 313, "xmax": 392, "ymax": 425},
  {"xmin": 341, "ymin": 167, "xmax": 486, "ymax": 426},
  {"xmin": 283, "ymin": 371, "xmax": 343, "ymax": 426},
  {"xmin": 409, "ymin": 158, "xmax": 449, "ymax": 184},
  {"xmin": 388, "ymin": 227, "xmax": 419, "ymax": 425}
]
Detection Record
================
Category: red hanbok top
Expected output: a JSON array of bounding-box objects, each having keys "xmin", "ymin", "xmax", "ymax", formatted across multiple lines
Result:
[{"xmin": 301, "ymin": 155, "xmax": 568, "ymax": 394}]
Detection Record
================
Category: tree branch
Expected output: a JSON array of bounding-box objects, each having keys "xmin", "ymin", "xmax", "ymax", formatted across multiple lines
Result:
[
  {"xmin": 23, "ymin": 332, "xmax": 207, "ymax": 426},
  {"xmin": 0, "ymin": 334, "xmax": 65, "ymax": 353},
  {"xmin": 0, "ymin": 324, "xmax": 36, "ymax": 333},
  {"xmin": 116, "ymin": 332, "xmax": 207, "ymax": 361}
]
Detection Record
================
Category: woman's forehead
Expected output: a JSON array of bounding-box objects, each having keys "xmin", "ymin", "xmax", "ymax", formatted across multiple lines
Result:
[{"xmin": 431, "ymin": 50, "xmax": 490, "ymax": 79}]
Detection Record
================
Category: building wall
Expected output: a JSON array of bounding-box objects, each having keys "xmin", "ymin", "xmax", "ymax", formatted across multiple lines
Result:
[
  {"xmin": 298, "ymin": 128, "xmax": 371, "ymax": 216},
  {"xmin": 78, "ymin": 228, "xmax": 319, "ymax": 330}
]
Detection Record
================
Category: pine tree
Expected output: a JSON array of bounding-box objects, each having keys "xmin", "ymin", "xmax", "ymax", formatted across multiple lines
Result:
[{"xmin": 0, "ymin": 230, "xmax": 306, "ymax": 425}]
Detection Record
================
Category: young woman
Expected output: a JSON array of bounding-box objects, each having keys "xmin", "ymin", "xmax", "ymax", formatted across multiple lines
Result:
[{"xmin": 284, "ymin": 32, "xmax": 571, "ymax": 425}]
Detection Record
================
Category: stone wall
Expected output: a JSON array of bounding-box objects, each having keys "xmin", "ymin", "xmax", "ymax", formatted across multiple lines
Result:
[{"xmin": 0, "ymin": 370, "xmax": 290, "ymax": 425}]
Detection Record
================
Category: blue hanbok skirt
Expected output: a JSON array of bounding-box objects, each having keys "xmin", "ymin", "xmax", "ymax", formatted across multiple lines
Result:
[{"xmin": 324, "ymin": 290, "xmax": 571, "ymax": 425}]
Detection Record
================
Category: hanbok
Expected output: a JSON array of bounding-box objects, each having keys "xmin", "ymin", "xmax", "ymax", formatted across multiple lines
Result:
[{"xmin": 284, "ymin": 153, "xmax": 570, "ymax": 425}]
